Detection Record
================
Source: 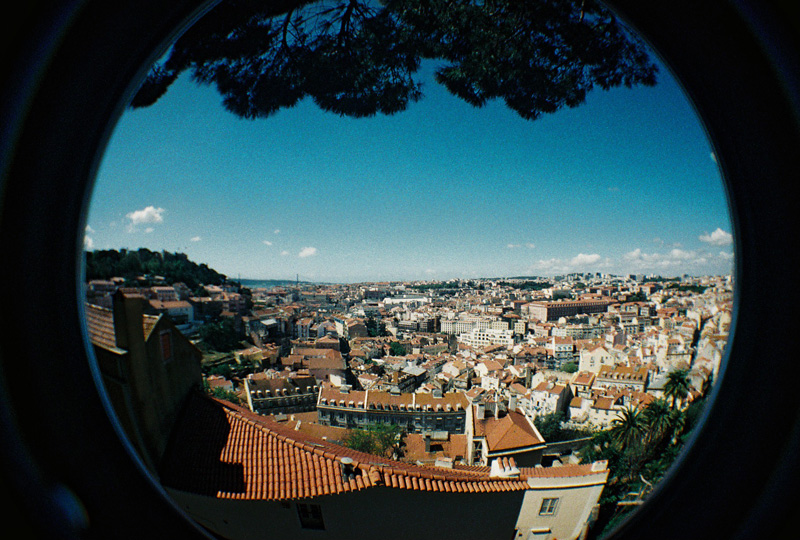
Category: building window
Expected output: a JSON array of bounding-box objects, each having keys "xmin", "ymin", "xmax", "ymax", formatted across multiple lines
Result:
[
  {"xmin": 539, "ymin": 497, "xmax": 559, "ymax": 516},
  {"xmin": 297, "ymin": 503, "xmax": 325, "ymax": 530},
  {"xmin": 159, "ymin": 330, "xmax": 173, "ymax": 363}
]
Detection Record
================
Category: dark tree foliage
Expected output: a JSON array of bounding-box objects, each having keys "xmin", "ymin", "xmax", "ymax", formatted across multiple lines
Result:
[
  {"xmin": 625, "ymin": 291, "xmax": 649, "ymax": 302},
  {"xmin": 342, "ymin": 423, "xmax": 403, "ymax": 457},
  {"xmin": 365, "ymin": 316, "xmax": 387, "ymax": 337},
  {"xmin": 131, "ymin": 0, "xmax": 657, "ymax": 121},
  {"xmin": 533, "ymin": 411, "xmax": 591, "ymax": 442},
  {"xmin": 562, "ymin": 360, "xmax": 579, "ymax": 373},
  {"xmin": 199, "ymin": 318, "xmax": 243, "ymax": 352},
  {"xmin": 85, "ymin": 248, "xmax": 226, "ymax": 289},
  {"xmin": 203, "ymin": 378, "xmax": 242, "ymax": 404},
  {"xmin": 389, "ymin": 341, "xmax": 407, "ymax": 356},
  {"xmin": 579, "ymin": 393, "xmax": 710, "ymax": 538}
]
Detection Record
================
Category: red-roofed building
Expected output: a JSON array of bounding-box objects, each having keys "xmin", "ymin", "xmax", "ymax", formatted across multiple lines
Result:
[
  {"xmin": 468, "ymin": 405, "xmax": 547, "ymax": 467},
  {"xmin": 84, "ymin": 291, "xmax": 201, "ymax": 472},
  {"xmin": 316, "ymin": 383, "xmax": 469, "ymax": 434},
  {"xmin": 160, "ymin": 393, "xmax": 608, "ymax": 540}
]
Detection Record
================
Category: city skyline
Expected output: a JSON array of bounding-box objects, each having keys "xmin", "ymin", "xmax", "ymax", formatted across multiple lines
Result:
[{"xmin": 87, "ymin": 51, "xmax": 734, "ymax": 284}]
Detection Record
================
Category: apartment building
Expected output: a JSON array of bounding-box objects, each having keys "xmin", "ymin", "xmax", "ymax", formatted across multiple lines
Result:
[
  {"xmin": 316, "ymin": 383, "xmax": 469, "ymax": 434},
  {"xmin": 161, "ymin": 393, "xmax": 609, "ymax": 540},
  {"xmin": 458, "ymin": 327, "xmax": 515, "ymax": 349},
  {"xmin": 525, "ymin": 299, "xmax": 614, "ymax": 322}
]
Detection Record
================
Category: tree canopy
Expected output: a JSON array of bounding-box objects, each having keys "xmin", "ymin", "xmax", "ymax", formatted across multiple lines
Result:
[
  {"xmin": 664, "ymin": 368, "xmax": 691, "ymax": 409},
  {"xmin": 389, "ymin": 341, "xmax": 407, "ymax": 356},
  {"xmin": 131, "ymin": 0, "xmax": 657, "ymax": 121},
  {"xmin": 85, "ymin": 248, "xmax": 226, "ymax": 289},
  {"xmin": 580, "ymin": 394, "xmax": 705, "ymax": 536},
  {"xmin": 342, "ymin": 423, "xmax": 403, "ymax": 457},
  {"xmin": 199, "ymin": 318, "xmax": 244, "ymax": 352}
]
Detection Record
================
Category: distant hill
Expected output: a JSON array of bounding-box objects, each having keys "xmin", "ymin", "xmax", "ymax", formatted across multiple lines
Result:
[{"xmin": 85, "ymin": 248, "xmax": 226, "ymax": 289}]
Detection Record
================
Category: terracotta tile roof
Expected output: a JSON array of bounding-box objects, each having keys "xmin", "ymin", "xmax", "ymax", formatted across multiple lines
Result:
[
  {"xmin": 475, "ymin": 410, "xmax": 546, "ymax": 451},
  {"xmin": 402, "ymin": 433, "xmax": 469, "ymax": 463},
  {"xmin": 318, "ymin": 383, "xmax": 468, "ymax": 411},
  {"xmin": 84, "ymin": 303, "xmax": 118, "ymax": 350},
  {"xmin": 142, "ymin": 314, "xmax": 159, "ymax": 340},
  {"xmin": 160, "ymin": 393, "xmax": 549, "ymax": 500},
  {"xmin": 84, "ymin": 302, "xmax": 160, "ymax": 350},
  {"xmin": 149, "ymin": 300, "xmax": 191, "ymax": 310}
]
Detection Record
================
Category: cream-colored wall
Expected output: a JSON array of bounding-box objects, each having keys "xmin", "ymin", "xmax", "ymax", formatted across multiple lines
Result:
[{"xmin": 514, "ymin": 472, "xmax": 608, "ymax": 540}]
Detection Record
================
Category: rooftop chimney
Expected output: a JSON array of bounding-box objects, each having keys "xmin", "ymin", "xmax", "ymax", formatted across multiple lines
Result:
[
  {"xmin": 489, "ymin": 457, "xmax": 520, "ymax": 478},
  {"xmin": 340, "ymin": 456, "xmax": 355, "ymax": 480}
]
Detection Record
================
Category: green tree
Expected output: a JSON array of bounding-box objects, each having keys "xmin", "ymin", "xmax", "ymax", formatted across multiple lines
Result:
[
  {"xmin": 342, "ymin": 423, "xmax": 403, "ymax": 458},
  {"xmin": 389, "ymin": 341, "xmax": 407, "ymax": 356},
  {"xmin": 365, "ymin": 316, "xmax": 387, "ymax": 337},
  {"xmin": 664, "ymin": 368, "xmax": 691, "ymax": 409},
  {"xmin": 562, "ymin": 361, "xmax": 579, "ymax": 374},
  {"xmin": 534, "ymin": 411, "xmax": 566, "ymax": 441},
  {"xmin": 609, "ymin": 405, "xmax": 645, "ymax": 450},
  {"xmin": 199, "ymin": 318, "xmax": 243, "ymax": 352},
  {"xmin": 208, "ymin": 363, "xmax": 234, "ymax": 378},
  {"xmin": 131, "ymin": 0, "xmax": 657, "ymax": 122},
  {"xmin": 202, "ymin": 378, "xmax": 242, "ymax": 404},
  {"xmin": 85, "ymin": 248, "xmax": 226, "ymax": 286},
  {"xmin": 640, "ymin": 398, "xmax": 671, "ymax": 445}
]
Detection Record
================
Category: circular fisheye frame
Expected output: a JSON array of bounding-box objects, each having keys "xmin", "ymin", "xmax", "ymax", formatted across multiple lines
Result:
[{"xmin": 0, "ymin": 1, "xmax": 798, "ymax": 540}]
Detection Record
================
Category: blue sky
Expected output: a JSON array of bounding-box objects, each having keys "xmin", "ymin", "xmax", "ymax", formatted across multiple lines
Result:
[{"xmin": 86, "ymin": 51, "xmax": 734, "ymax": 283}]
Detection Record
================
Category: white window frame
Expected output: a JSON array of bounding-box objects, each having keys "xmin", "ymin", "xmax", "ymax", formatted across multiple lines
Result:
[{"xmin": 539, "ymin": 497, "xmax": 559, "ymax": 516}]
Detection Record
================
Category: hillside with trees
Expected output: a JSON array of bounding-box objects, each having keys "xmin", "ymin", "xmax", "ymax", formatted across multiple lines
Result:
[{"xmin": 85, "ymin": 248, "xmax": 226, "ymax": 290}]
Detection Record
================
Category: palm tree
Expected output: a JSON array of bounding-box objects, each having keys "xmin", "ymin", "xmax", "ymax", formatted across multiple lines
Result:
[
  {"xmin": 641, "ymin": 398, "xmax": 672, "ymax": 445},
  {"xmin": 664, "ymin": 368, "xmax": 691, "ymax": 409},
  {"xmin": 667, "ymin": 408, "xmax": 687, "ymax": 444},
  {"xmin": 611, "ymin": 406, "xmax": 645, "ymax": 450}
]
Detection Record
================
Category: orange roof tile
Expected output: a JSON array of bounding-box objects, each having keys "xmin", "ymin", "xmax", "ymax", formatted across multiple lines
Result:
[
  {"xmin": 475, "ymin": 410, "xmax": 546, "ymax": 451},
  {"xmin": 84, "ymin": 303, "xmax": 118, "ymax": 350},
  {"xmin": 84, "ymin": 302, "xmax": 160, "ymax": 350},
  {"xmin": 160, "ymin": 394, "xmax": 595, "ymax": 501}
]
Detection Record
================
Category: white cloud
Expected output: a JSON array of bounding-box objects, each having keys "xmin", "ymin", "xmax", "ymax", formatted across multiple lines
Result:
[
  {"xmin": 85, "ymin": 225, "xmax": 95, "ymax": 234},
  {"xmin": 624, "ymin": 248, "xmax": 643, "ymax": 260},
  {"xmin": 571, "ymin": 253, "xmax": 601, "ymax": 266},
  {"xmin": 299, "ymin": 247, "xmax": 318, "ymax": 258},
  {"xmin": 263, "ymin": 240, "xmax": 273, "ymax": 246},
  {"xmin": 699, "ymin": 228, "xmax": 733, "ymax": 246},
  {"xmin": 668, "ymin": 248, "xmax": 693, "ymax": 260},
  {"xmin": 144, "ymin": 227, "xmax": 154, "ymax": 234},
  {"xmin": 280, "ymin": 250, "xmax": 290, "ymax": 256},
  {"xmin": 530, "ymin": 258, "xmax": 570, "ymax": 274},
  {"xmin": 126, "ymin": 206, "xmax": 165, "ymax": 232},
  {"xmin": 274, "ymin": 229, "xmax": 281, "ymax": 235},
  {"xmin": 526, "ymin": 243, "xmax": 536, "ymax": 249},
  {"xmin": 507, "ymin": 243, "xmax": 520, "ymax": 249},
  {"xmin": 126, "ymin": 205, "xmax": 165, "ymax": 225},
  {"xmin": 84, "ymin": 235, "xmax": 94, "ymax": 250},
  {"xmin": 190, "ymin": 236, "xmax": 202, "ymax": 242}
]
